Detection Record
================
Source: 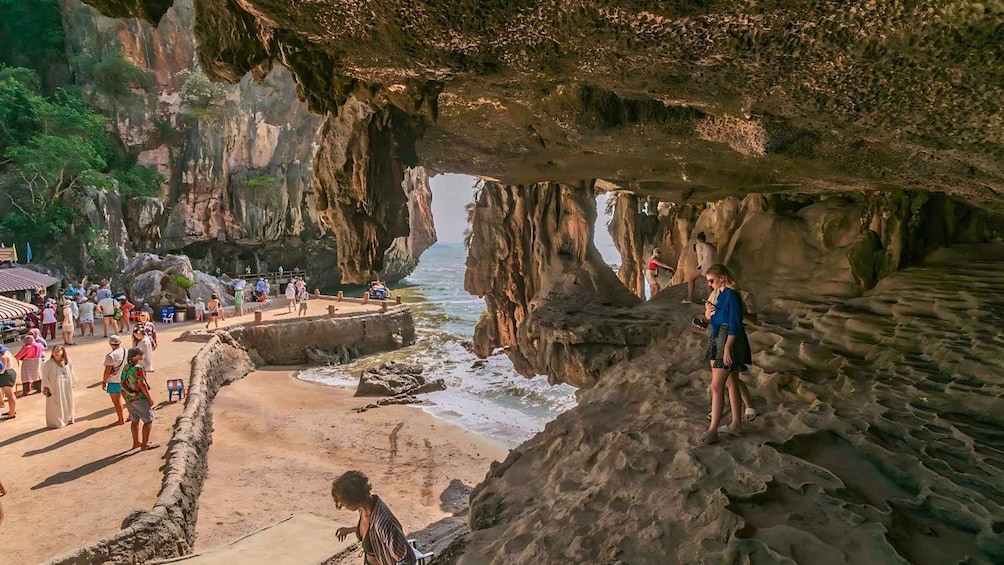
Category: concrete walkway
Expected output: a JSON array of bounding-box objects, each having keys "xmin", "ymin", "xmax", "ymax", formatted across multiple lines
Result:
[{"xmin": 151, "ymin": 515, "xmax": 351, "ymax": 565}]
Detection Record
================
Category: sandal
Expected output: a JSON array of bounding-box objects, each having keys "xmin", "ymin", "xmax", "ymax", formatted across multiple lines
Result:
[
  {"xmin": 717, "ymin": 425, "xmax": 743, "ymax": 437},
  {"xmin": 744, "ymin": 408, "xmax": 758, "ymax": 422},
  {"xmin": 697, "ymin": 430, "xmax": 720, "ymax": 445}
]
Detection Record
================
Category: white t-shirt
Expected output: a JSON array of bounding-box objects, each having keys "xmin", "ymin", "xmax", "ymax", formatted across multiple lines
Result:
[
  {"xmin": 42, "ymin": 307, "xmax": 57, "ymax": 324},
  {"xmin": 104, "ymin": 348, "xmax": 125, "ymax": 380},
  {"xmin": 285, "ymin": 283, "xmax": 296, "ymax": 299},
  {"xmin": 234, "ymin": 280, "xmax": 246, "ymax": 291},
  {"xmin": 696, "ymin": 241, "xmax": 718, "ymax": 271},
  {"xmin": 98, "ymin": 297, "xmax": 116, "ymax": 316}
]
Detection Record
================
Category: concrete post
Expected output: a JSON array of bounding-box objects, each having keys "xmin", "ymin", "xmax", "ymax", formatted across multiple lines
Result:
[
  {"xmin": 395, "ymin": 296, "xmax": 402, "ymax": 305},
  {"xmin": 314, "ymin": 289, "xmax": 320, "ymax": 297},
  {"xmin": 337, "ymin": 291, "xmax": 344, "ymax": 301},
  {"xmin": 381, "ymin": 301, "xmax": 388, "ymax": 312},
  {"xmin": 362, "ymin": 294, "xmax": 369, "ymax": 304},
  {"xmin": 328, "ymin": 305, "xmax": 336, "ymax": 316},
  {"xmin": 254, "ymin": 311, "xmax": 262, "ymax": 325}
]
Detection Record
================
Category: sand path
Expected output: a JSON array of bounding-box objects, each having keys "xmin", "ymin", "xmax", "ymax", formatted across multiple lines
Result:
[
  {"xmin": 193, "ymin": 368, "xmax": 507, "ymax": 553},
  {"xmin": 0, "ymin": 298, "xmax": 390, "ymax": 564}
]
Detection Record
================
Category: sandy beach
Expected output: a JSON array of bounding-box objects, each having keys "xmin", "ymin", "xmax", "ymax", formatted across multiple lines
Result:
[
  {"xmin": 0, "ymin": 297, "xmax": 500, "ymax": 564},
  {"xmin": 193, "ymin": 368, "xmax": 507, "ymax": 553}
]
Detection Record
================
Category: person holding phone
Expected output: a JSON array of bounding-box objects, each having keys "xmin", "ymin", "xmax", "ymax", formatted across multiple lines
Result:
[{"xmin": 698, "ymin": 264, "xmax": 753, "ymax": 445}]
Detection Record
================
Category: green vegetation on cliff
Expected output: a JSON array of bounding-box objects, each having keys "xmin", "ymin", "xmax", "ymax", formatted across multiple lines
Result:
[{"xmin": 0, "ymin": 65, "xmax": 163, "ymax": 250}]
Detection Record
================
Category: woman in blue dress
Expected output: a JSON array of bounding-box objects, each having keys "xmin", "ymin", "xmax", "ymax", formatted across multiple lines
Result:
[{"xmin": 699, "ymin": 264, "xmax": 753, "ymax": 445}]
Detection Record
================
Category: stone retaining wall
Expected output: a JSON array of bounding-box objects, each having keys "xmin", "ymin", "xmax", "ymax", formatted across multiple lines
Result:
[
  {"xmin": 43, "ymin": 308, "xmax": 416, "ymax": 564},
  {"xmin": 228, "ymin": 307, "xmax": 416, "ymax": 365}
]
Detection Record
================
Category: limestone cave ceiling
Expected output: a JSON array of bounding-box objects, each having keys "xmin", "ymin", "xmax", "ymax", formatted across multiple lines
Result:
[{"xmin": 83, "ymin": 0, "xmax": 1004, "ymax": 210}]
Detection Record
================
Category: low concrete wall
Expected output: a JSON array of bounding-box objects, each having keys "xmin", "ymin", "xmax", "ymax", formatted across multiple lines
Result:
[
  {"xmin": 43, "ymin": 333, "xmax": 257, "ymax": 565},
  {"xmin": 229, "ymin": 307, "xmax": 416, "ymax": 365},
  {"xmin": 44, "ymin": 308, "xmax": 416, "ymax": 564}
]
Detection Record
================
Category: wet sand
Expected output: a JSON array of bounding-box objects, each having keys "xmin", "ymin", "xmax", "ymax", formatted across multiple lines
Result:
[{"xmin": 0, "ymin": 298, "xmax": 404, "ymax": 564}]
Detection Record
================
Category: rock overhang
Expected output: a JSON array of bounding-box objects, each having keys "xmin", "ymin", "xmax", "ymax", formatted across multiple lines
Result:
[{"xmin": 81, "ymin": 0, "xmax": 1004, "ymax": 211}]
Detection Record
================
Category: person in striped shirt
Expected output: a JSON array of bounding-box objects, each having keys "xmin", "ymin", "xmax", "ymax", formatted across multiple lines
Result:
[{"xmin": 333, "ymin": 471, "xmax": 416, "ymax": 565}]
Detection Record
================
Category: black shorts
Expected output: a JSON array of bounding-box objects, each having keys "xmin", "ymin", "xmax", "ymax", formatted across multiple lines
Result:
[
  {"xmin": 211, "ymin": 311, "xmax": 219, "ymax": 318},
  {"xmin": 0, "ymin": 369, "xmax": 16, "ymax": 388},
  {"xmin": 705, "ymin": 324, "xmax": 751, "ymax": 372}
]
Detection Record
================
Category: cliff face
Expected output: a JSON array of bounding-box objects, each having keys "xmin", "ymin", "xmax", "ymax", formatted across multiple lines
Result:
[{"xmin": 62, "ymin": 0, "xmax": 436, "ymax": 286}]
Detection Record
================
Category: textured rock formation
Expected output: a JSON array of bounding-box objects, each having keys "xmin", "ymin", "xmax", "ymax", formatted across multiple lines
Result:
[
  {"xmin": 81, "ymin": 0, "xmax": 1004, "ymax": 210},
  {"xmin": 608, "ymin": 190, "xmax": 1004, "ymax": 300},
  {"xmin": 380, "ymin": 167, "xmax": 438, "ymax": 282},
  {"xmin": 465, "ymin": 181, "xmax": 641, "ymax": 387},
  {"xmin": 63, "ymin": 0, "xmax": 437, "ymax": 286},
  {"xmin": 463, "ymin": 246, "xmax": 1004, "ymax": 565}
]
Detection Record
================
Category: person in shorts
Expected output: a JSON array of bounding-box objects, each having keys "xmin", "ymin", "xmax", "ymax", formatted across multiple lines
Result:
[
  {"xmin": 297, "ymin": 290, "xmax": 309, "ymax": 317},
  {"xmin": 684, "ymin": 232, "xmax": 719, "ymax": 304},
  {"xmin": 102, "ymin": 335, "xmax": 127, "ymax": 425},
  {"xmin": 205, "ymin": 294, "xmax": 223, "ymax": 329},
  {"xmin": 121, "ymin": 347, "xmax": 158, "ymax": 450}
]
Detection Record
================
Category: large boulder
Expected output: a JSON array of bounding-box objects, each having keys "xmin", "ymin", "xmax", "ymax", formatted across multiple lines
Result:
[
  {"xmin": 129, "ymin": 270, "xmax": 189, "ymax": 307},
  {"xmin": 123, "ymin": 253, "xmax": 195, "ymax": 283},
  {"xmin": 355, "ymin": 363, "xmax": 445, "ymax": 397},
  {"xmin": 189, "ymin": 271, "xmax": 234, "ymax": 306}
]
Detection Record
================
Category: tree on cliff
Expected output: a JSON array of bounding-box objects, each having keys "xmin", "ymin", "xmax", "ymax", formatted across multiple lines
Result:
[{"xmin": 0, "ymin": 65, "xmax": 161, "ymax": 253}]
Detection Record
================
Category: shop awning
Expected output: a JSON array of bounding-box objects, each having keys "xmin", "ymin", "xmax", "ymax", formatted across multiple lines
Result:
[
  {"xmin": 0, "ymin": 295, "xmax": 38, "ymax": 321},
  {"xmin": 0, "ymin": 267, "xmax": 59, "ymax": 293}
]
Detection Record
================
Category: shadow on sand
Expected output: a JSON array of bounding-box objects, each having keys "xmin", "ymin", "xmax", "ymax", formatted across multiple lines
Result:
[
  {"xmin": 32, "ymin": 449, "xmax": 137, "ymax": 490},
  {"xmin": 22, "ymin": 423, "xmax": 117, "ymax": 457}
]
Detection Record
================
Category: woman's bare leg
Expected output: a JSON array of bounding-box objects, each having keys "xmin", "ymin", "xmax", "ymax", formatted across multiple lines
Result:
[
  {"xmin": 110, "ymin": 392, "xmax": 125, "ymax": 424},
  {"xmin": 724, "ymin": 373, "xmax": 743, "ymax": 432},
  {"xmin": 707, "ymin": 366, "xmax": 730, "ymax": 435},
  {"xmin": 2, "ymin": 386, "xmax": 14, "ymax": 416}
]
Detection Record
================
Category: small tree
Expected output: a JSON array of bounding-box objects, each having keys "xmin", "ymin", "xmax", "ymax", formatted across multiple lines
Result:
[{"xmin": 178, "ymin": 69, "xmax": 229, "ymax": 118}]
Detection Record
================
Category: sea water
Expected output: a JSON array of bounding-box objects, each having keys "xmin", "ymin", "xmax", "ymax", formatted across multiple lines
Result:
[{"xmin": 298, "ymin": 243, "xmax": 579, "ymax": 448}]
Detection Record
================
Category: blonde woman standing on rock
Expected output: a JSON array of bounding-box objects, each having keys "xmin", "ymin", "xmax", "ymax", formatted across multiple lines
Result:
[
  {"xmin": 41, "ymin": 345, "xmax": 76, "ymax": 428},
  {"xmin": 699, "ymin": 263, "xmax": 753, "ymax": 445}
]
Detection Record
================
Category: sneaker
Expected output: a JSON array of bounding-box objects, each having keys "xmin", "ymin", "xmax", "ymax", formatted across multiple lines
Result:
[{"xmin": 681, "ymin": 299, "xmax": 693, "ymax": 304}]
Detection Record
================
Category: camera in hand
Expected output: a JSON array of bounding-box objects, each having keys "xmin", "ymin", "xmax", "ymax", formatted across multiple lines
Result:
[{"xmin": 692, "ymin": 317, "xmax": 709, "ymax": 330}]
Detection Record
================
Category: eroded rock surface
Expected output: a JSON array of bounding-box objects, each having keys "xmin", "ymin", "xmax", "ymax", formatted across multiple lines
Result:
[
  {"xmin": 465, "ymin": 181, "xmax": 642, "ymax": 388},
  {"xmin": 464, "ymin": 246, "xmax": 1004, "ymax": 565},
  {"xmin": 611, "ymin": 190, "xmax": 1004, "ymax": 300},
  {"xmin": 82, "ymin": 0, "xmax": 1004, "ymax": 209}
]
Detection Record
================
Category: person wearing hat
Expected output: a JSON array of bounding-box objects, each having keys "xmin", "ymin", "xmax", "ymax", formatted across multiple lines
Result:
[
  {"xmin": 0, "ymin": 345, "xmax": 17, "ymax": 419},
  {"xmin": 77, "ymin": 296, "xmax": 95, "ymax": 336},
  {"xmin": 102, "ymin": 335, "xmax": 127, "ymax": 425},
  {"xmin": 121, "ymin": 346, "xmax": 157, "ymax": 450},
  {"xmin": 132, "ymin": 327, "xmax": 155, "ymax": 372}
]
